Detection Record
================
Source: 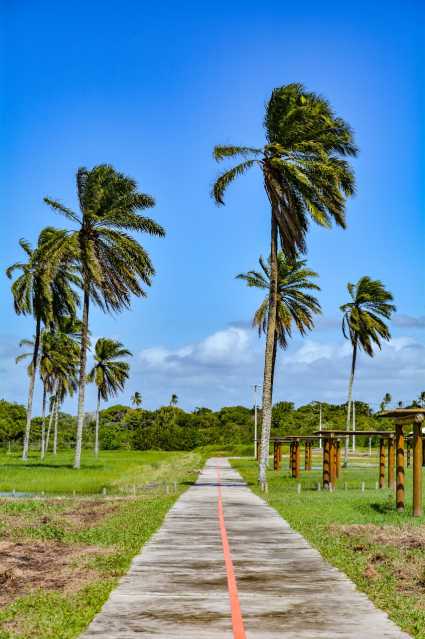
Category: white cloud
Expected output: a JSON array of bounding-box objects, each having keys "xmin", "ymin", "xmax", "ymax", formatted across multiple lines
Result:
[{"xmin": 140, "ymin": 325, "xmax": 256, "ymax": 372}]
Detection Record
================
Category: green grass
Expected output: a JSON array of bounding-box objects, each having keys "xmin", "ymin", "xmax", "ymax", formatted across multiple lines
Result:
[
  {"xmin": 0, "ymin": 449, "xmax": 203, "ymax": 639},
  {"xmin": 0, "ymin": 450, "xmax": 196, "ymax": 495},
  {"xmin": 232, "ymin": 455, "xmax": 425, "ymax": 638}
]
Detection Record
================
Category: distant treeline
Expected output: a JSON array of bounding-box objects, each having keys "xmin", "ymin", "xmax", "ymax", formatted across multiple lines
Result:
[{"xmin": 0, "ymin": 399, "xmax": 393, "ymax": 452}]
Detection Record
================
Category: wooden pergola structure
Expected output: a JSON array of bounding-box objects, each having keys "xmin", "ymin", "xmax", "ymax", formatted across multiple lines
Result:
[
  {"xmin": 314, "ymin": 430, "xmax": 396, "ymax": 491},
  {"xmin": 271, "ymin": 436, "xmax": 320, "ymax": 478},
  {"xmin": 377, "ymin": 408, "xmax": 425, "ymax": 517}
]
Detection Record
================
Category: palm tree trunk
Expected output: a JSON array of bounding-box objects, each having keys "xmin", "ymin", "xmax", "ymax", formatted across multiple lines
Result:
[
  {"xmin": 94, "ymin": 390, "xmax": 101, "ymax": 457},
  {"xmin": 22, "ymin": 316, "xmax": 41, "ymax": 461},
  {"xmin": 344, "ymin": 340, "xmax": 357, "ymax": 466},
  {"xmin": 74, "ymin": 288, "xmax": 90, "ymax": 469},
  {"xmin": 53, "ymin": 400, "xmax": 59, "ymax": 455},
  {"xmin": 40, "ymin": 385, "xmax": 47, "ymax": 457},
  {"xmin": 44, "ymin": 397, "xmax": 56, "ymax": 456},
  {"xmin": 259, "ymin": 215, "xmax": 278, "ymax": 486}
]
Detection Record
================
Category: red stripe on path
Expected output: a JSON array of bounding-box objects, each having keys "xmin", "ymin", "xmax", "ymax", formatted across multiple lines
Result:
[{"xmin": 216, "ymin": 467, "xmax": 246, "ymax": 639}]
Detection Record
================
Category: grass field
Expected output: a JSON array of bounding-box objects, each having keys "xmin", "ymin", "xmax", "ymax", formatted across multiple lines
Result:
[
  {"xmin": 232, "ymin": 453, "xmax": 425, "ymax": 639},
  {"xmin": 0, "ymin": 449, "xmax": 203, "ymax": 639}
]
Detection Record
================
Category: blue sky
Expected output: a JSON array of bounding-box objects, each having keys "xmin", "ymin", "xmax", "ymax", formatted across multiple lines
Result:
[{"xmin": 1, "ymin": 0, "xmax": 424, "ymax": 413}]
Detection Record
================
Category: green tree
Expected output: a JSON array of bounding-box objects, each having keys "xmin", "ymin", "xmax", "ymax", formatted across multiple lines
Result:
[
  {"xmin": 237, "ymin": 253, "xmax": 321, "ymax": 386},
  {"xmin": 419, "ymin": 391, "xmax": 425, "ymax": 408},
  {"xmin": 6, "ymin": 229, "xmax": 79, "ymax": 460},
  {"xmin": 170, "ymin": 393, "xmax": 178, "ymax": 406},
  {"xmin": 341, "ymin": 276, "xmax": 396, "ymax": 464},
  {"xmin": 44, "ymin": 164, "xmax": 165, "ymax": 468},
  {"xmin": 131, "ymin": 392, "xmax": 142, "ymax": 408},
  {"xmin": 212, "ymin": 83, "xmax": 357, "ymax": 484},
  {"xmin": 88, "ymin": 338, "xmax": 131, "ymax": 457}
]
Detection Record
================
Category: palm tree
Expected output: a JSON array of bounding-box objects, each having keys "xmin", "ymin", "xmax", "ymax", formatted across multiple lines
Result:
[
  {"xmin": 131, "ymin": 392, "xmax": 142, "ymax": 408},
  {"xmin": 170, "ymin": 394, "xmax": 178, "ymax": 406},
  {"xmin": 42, "ymin": 329, "xmax": 80, "ymax": 456},
  {"xmin": 419, "ymin": 391, "xmax": 425, "ymax": 408},
  {"xmin": 341, "ymin": 276, "xmax": 396, "ymax": 464},
  {"xmin": 237, "ymin": 254, "xmax": 321, "ymax": 388},
  {"xmin": 44, "ymin": 164, "xmax": 165, "ymax": 468},
  {"xmin": 212, "ymin": 83, "xmax": 356, "ymax": 485},
  {"xmin": 7, "ymin": 229, "xmax": 79, "ymax": 460},
  {"xmin": 88, "ymin": 338, "xmax": 131, "ymax": 457}
]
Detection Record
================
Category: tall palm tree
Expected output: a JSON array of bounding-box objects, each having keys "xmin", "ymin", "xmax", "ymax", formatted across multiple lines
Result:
[
  {"xmin": 170, "ymin": 394, "xmax": 178, "ymax": 406},
  {"xmin": 131, "ymin": 392, "xmax": 142, "ymax": 408},
  {"xmin": 237, "ymin": 254, "xmax": 321, "ymax": 388},
  {"xmin": 7, "ymin": 229, "xmax": 79, "ymax": 460},
  {"xmin": 88, "ymin": 338, "xmax": 131, "ymax": 457},
  {"xmin": 341, "ymin": 276, "xmax": 396, "ymax": 464},
  {"xmin": 44, "ymin": 164, "xmax": 165, "ymax": 468},
  {"xmin": 212, "ymin": 83, "xmax": 356, "ymax": 484}
]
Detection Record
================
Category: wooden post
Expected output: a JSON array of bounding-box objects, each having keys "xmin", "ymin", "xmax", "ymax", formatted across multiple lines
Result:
[
  {"xmin": 278, "ymin": 442, "xmax": 282, "ymax": 465},
  {"xmin": 407, "ymin": 441, "xmax": 411, "ymax": 468},
  {"xmin": 308, "ymin": 442, "xmax": 313, "ymax": 471},
  {"xmin": 323, "ymin": 438, "xmax": 330, "ymax": 489},
  {"xmin": 413, "ymin": 420, "xmax": 423, "ymax": 517},
  {"xmin": 395, "ymin": 423, "xmax": 405, "ymax": 513},
  {"xmin": 304, "ymin": 443, "xmax": 309, "ymax": 471},
  {"xmin": 294, "ymin": 441, "xmax": 300, "ymax": 479},
  {"xmin": 289, "ymin": 443, "xmax": 293, "ymax": 471},
  {"xmin": 273, "ymin": 442, "xmax": 278, "ymax": 471},
  {"xmin": 379, "ymin": 438, "xmax": 385, "ymax": 489},
  {"xmin": 330, "ymin": 438, "xmax": 336, "ymax": 489},
  {"xmin": 336, "ymin": 440, "xmax": 341, "ymax": 478},
  {"xmin": 256, "ymin": 440, "xmax": 260, "ymax": 461},
  {"xmin": 388, "ymin": 436, "xmax": 395, "ymax": 489}
]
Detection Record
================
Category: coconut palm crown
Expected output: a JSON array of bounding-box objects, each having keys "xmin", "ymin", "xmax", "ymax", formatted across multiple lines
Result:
[
  {"xmin": 340, "ymin": 276, "xmax": 396, "ymax": 356},
  {"xmin": 237, "ymin": 253, "xmax": 321, "ymax": 350}
]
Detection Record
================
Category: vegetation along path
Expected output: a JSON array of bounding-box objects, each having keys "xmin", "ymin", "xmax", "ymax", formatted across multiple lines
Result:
[{"xmin": 81, "ymin": 458, "xmax": 410, "ymax": 638}]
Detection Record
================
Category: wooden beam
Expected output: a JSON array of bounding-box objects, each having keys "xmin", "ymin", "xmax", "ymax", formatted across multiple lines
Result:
[
  {"xmin": 294, "ymin": 441, "xmax": 300, "ymax": 479},
  {"xmin": 413, "ymin": 421, "xmax": 423, "ymax": 517},
  {"xmin": 330, "ymin": 439, "xmax": 336, "ymax": 489},
  {"xmin": 388, "ymin": 437, "xmax": 395, "ymax": 489},
  {"xmin": 323, "ymin": 438, "xmax": 331, "ymax": 489},
  {"xmin": 379, "ymin": 439, "xmax": 385, "ymax": 489},
  {"xmin": 395, "ymin": 424, "xmax": 405, "ymax": 513},
  {"xmin": 336, "ymin": 440, "xmax": 341, "ymax": 479}
]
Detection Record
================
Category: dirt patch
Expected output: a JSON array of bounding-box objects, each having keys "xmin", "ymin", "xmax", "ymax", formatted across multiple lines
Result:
[
  {"xmin": 331, "ymin": 523, "xmax": 425, "ymax": 549},
  {"xmin": 0, "ymin": 540, "xmax": 109, "ymax": 606},
  {"xmin": 62, "ymin": 499, "xmax": 121, "ymax": 530},
  {"xmin": 331, "ymin": 523, "xmax": 425, "ymax": 595}
]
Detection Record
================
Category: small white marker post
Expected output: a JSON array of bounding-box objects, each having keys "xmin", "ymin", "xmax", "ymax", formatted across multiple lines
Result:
[{"xmin": 361, "ymin": 481, "xmax": 365, "ymax": 493}]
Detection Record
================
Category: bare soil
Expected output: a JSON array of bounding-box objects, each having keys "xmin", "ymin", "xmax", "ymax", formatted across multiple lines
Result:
[{"xmin": 0, "ymin": 540, "xmax": 108, "ymax": 606}]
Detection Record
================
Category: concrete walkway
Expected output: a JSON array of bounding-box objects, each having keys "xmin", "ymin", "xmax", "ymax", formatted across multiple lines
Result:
[{"xmin": 81, "ymin": 458, "xmax": 410, "ymax": 638}]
